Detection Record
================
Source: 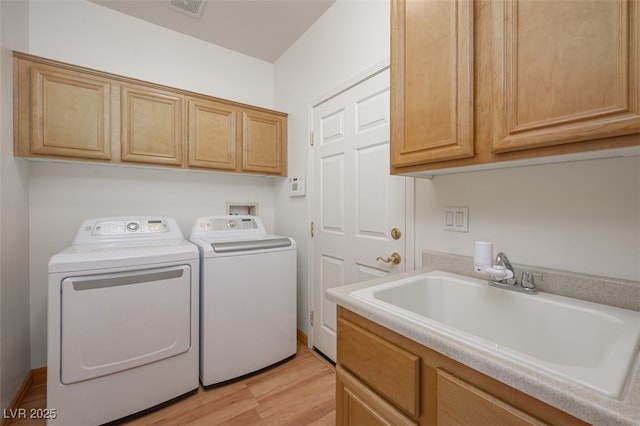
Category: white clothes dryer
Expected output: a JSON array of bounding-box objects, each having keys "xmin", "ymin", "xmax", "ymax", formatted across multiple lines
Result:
[
  {"xmin": 190, "ymin": 215, "xmax": 296, "ymax": 387},
  {"xmin": 47, "ymin": 217, "xmax": 199, "ymax": 425}
]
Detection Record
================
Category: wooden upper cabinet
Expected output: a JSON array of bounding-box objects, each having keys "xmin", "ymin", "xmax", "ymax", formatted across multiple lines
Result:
[
  {"xmin": 121, "ymin": 85, "xmax": 184, "ymax": 166},
  {"xmin": 390, "ymin": 0, "xmax": 639, "ymax": 175},
  {"xmin": 242, "ymin": 110, "xmax": 287, "ymax": 175},
  {"xmin": 492, "ymin": 0, "xmax": 640, "ymax": 153},
  {"xmin": 17, "ymin": 62, "xmax": 111, "ymax": 160},
  {"xmin": 187, "ymin": 97, "xmax": 238, "ymax": 170},
  {"xmin": 13, "ymin": 52, "xmax": 288, "ymax": 176},
  {"xmin": 391, "ymin": 0, "xmax": 474, "ymax": 167},
  {"xmin": 187, "ymin": 100, "xmax": 288, "ymax": 175}
]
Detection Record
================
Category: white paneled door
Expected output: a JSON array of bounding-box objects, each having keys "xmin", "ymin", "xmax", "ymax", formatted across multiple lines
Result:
[{"xmin": 311, "ymin": 67, "xmax": 407, "ymax": 361}]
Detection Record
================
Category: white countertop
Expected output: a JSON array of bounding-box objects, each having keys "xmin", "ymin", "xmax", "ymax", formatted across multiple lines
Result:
[{"xmin": 327, "ymin": 268, "xmax": 640, "ymax": 426}]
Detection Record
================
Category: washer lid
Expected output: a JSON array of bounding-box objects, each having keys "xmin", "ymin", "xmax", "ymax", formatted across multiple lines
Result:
[{"xmin": 211, "ymin": 237, "xmax": 292, "ymax": 253}]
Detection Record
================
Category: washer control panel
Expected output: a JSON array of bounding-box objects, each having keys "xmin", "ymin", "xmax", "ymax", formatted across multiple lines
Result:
[
  {"xmin": 91, "ymin": 219, "xmax": 169, "ymax": 236},
  {"xmin": 191, "ymin": 215, "xmax": 266, "ymax": 239},
  {"xmin": 199, "ymin": 217, "xmax": 258, "ymax": 232}
]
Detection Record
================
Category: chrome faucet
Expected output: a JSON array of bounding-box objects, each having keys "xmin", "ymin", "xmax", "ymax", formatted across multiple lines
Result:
[
  {"xmin": 488, "ymin": 252, "xmax": 539, "ymax": 294},
  {"xmin": 493, "ymin": 252, "xmax": 516, "ymax": 285}
]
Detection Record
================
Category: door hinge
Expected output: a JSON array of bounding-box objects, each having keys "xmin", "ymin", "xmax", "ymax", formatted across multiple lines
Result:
[
  {"xmin": 310, "ymin": 221, "xmax": 315, "ymax": 237},
  {"xmin": 310, "ymin": 132, "xmax": 314, "ymax": 146},
  {"xmin": 310, "ymin": 310, "xmax": 315, "ymax": 326}
]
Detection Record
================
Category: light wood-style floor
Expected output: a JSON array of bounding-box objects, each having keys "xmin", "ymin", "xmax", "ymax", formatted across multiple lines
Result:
[{"xmin": 9, "ymin": 344, "xmax": 336, "ymax": 426}]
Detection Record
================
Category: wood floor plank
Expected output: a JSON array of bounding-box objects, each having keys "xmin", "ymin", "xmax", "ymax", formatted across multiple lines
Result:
[
  {"xmin": 7, "ymin": 345, "xmax": 335, "ymax": 426},
  {"xmin": 253, "ymin": 373, "xmax": 336, "ymax": 425}
]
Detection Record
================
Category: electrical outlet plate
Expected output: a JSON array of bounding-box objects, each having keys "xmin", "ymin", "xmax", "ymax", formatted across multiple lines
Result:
[{"xmin": 443, "ymin": 207, "xmax": 469, "ymax": 232}]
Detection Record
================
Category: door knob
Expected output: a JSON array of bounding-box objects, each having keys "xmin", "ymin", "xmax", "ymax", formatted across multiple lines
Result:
[
  {"xmin": 376, "ymin": 252, "xmax": 401, "ymax": 265},
  {"xmin": 391, "ymin": 227, "xmax": 401, "ymax": 240}
]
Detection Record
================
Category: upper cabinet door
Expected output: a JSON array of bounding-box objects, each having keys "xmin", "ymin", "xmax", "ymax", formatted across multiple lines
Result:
[
  {"xmin": 492, "ymin": 0, "xmax": 640, "ymax": 153},
  {"xmin": 187, "ymin": 97, "xmax": 239, "ymax": 171},
  {"xmin": 27, "ymin": 65, "xmax": 111, "ymax": 160},
  {"xmin": 242, "ymin": 110, "xmax": 287, "ymax": 175},
  {"xmin": 391, "ymin": 0, "xmax": 474, "ymax": 168},
  {"xmin": 121, "ymin": 85, "xmax": 184, "ymax": 166}
]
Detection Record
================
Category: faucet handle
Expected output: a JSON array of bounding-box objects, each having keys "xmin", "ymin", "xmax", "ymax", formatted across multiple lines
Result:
[{"xmin": 521, "ymin": 271, "xmax": 543, "ymax": 289}]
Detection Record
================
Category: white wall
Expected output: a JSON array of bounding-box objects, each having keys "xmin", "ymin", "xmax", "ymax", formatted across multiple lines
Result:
[
  {"xmin": 29, "ymin": 0, "xmax": 274, "ymax": 109},
  {"xmin": 273, "ymin": 0, "xmax": 391, "ymax": 335},
  {"xmin": 26, "ymin": 0, "xmax": 280, "ymax": 368},
  {"xmin": 0, "ymin": 0, "xmax": 31, "ymax": 411},
  {"xmin": 415, "ymin": 156, "xmax": 640, "ymax": 281}
]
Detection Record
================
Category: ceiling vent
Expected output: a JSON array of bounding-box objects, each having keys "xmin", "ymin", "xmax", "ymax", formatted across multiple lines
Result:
[{"xmin": 167, "ymin": 0, "xmax": 205, "ymax": 18}]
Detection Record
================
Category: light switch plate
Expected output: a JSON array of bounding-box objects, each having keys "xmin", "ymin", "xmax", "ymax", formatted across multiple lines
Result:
[{"xmin": 443, "ymin": 207, "xmax": 468, "ymax": 232}]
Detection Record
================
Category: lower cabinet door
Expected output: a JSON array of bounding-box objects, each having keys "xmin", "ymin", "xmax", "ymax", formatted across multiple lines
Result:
[
  {"xmin": 337, "ymin": 366, "xmax": 418, "ymax": 426},
  {"xmin": 436, "ymin": 369, "xmax": 545, "ymax": 426}
]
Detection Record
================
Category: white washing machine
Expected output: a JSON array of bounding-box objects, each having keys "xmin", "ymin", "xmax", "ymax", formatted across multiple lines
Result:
[
  {"xmin": 190, "ymin": 215, "xmax": 297, "ymax": 387},
  {"xmin": 47, "ymin": 217, "xmax": 199, "ymax": 425}
]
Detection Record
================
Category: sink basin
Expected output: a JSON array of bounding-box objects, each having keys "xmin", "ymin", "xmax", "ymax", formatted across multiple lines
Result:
[{"xmin": 350, "ymin": 270, "xmax": 640, "ymax": 398}]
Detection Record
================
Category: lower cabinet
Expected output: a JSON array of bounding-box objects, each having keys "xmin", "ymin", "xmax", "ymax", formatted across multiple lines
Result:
[
  {"xmin": 336, "ymin": 307, "xmax": 588, "ymax": 426},
  {"xmin": 436, "ymin": 370, "xmax": 543, "ymax": 426}
]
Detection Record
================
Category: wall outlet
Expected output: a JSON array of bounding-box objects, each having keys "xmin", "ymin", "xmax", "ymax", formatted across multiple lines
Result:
[{"xmin": 443, "ymin": 207, "xmax": 469, "ymax": 232}]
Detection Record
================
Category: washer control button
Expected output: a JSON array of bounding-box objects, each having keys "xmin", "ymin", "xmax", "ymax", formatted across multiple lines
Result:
[{"xmin": 126, "ymin": 222, "xmax": 139, "ymax": 232}]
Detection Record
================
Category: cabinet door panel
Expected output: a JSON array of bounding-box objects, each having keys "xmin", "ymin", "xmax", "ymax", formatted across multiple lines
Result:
[
  {"xmin": 242, "ymin": 110, "xmax": 286, "ymax": 175},
  {"xmin": 493, "ymin": 0, "xmax": 640, "ymax": 152},
  {"xmin": 436, "ymin": 370, "xmax": 544, "ymax": 426},
  {"xmin": 29, "ymin": 66, "xmax": 111, "ymax": 160},
  {"xmin": 338, "ymin": 318, "xmax": 420, "ymax": 418},
  {"xmin": 187, "ymin": 98, "xmax": 238, "ymax": 170},
  {"xmin": 391, "ymin": 0, "xmax": 474, "ymax": 167},
  {"xmin": 337, "ymin": 366, "xmax": 418, "ymax": 426},
  {"xmin": 121, "ymin": 85, "xmax": 183, "ymax": 166}
]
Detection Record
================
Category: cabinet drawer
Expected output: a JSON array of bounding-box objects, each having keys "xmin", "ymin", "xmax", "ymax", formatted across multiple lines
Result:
[
  {"xmin": 338, "ymin": 317, "xmax": 420, "ymax": 418},
  {"xmin": 436, "ymin": 369, "xmax": 545, "ymax": 426}
]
